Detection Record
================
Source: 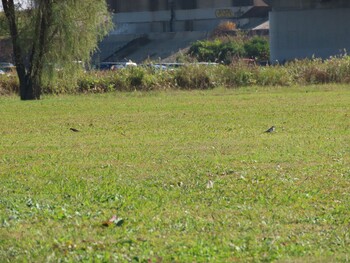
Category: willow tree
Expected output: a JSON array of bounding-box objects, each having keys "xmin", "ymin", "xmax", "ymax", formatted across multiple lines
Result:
[{"xmin": 1, "ymin": 0, "xmax": 112, "ymax": 100}]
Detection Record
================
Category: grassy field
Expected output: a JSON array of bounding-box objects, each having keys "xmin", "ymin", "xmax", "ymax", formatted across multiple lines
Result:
[{"xmin": 0, "ymin": 85, "xmax": 349, "ymax": 262}]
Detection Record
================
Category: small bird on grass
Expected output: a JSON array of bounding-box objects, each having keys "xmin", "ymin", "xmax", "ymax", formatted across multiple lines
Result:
[
  {"xmin": 70, "ymin": 128, "xmax": 80, "ymax": 132},
  {"xmin": 264, "ymin": 126, "xmax": 275, "ymax": 133}
]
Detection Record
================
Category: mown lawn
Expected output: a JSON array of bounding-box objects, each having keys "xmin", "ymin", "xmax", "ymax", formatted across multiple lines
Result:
[{"xmin": 0, "ymin": 85, "xmax": 349, "ymax": 262}]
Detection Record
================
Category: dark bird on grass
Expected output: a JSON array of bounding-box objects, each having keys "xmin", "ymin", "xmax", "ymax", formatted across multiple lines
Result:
[
  {"xmin": 264, "ymin": 126, "xmax": 275, "ymax": 133},
  {"xmin": 70, "ymin": 128, "xmax": 80, "ymax": 132}
]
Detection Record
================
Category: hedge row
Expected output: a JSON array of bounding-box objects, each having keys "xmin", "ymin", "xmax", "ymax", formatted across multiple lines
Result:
[
  {"xmin": 188, "ymin": 36, "xmax": 270, "ymax": 63},
  {"xmin": 2, "ymin": 55, "xmax": 350, "ymax": 95}
]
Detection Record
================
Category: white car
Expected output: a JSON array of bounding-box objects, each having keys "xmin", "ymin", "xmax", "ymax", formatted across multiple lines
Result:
[{"xmin": 125, "ymin": 60, "xmax": 137, "ymax": 67}]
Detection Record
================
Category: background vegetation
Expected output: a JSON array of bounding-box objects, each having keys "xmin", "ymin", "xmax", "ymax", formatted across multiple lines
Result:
[
  {"xmin": 188, "ymin": 36, "xmax": 269, "ymax": 64},
  {"xmin": 0, "ymin": 13, "xmax": 9, "ymax": 37},
  {"xmin": 3, "ymin": 55, "xmax": 350, "ymax": 95}
]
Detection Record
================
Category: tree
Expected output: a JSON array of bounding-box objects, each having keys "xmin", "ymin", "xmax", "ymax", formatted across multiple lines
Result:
[
  {"xmin": 0, "ymin": 11, "xmax": 10, "ymax": 36},
  {"xmin": 1, "ymin": 0, "xmax": 112, "ymax": 100}
]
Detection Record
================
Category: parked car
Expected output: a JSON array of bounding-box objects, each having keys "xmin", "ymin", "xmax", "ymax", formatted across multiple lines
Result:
[
  {"xmin": 125, "ymin": 60, "xmax": 137, "ymax": 67},
  {"xmin": 94, "ymin": 62, "xmax": 120, "ymax": 71},
  {"xmin": 0, "ymin": 62, "xmax": 16, "ymax": 74},
  {"xmin": 0, "ymin": 62, "xmax": 14, "ymax": 68},
  {"xmin": 94, "ymin": 60, "xmax": 137, "ymax": 71}
]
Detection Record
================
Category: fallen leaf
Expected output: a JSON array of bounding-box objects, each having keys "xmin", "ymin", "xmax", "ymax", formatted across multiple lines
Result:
[
  {"xmin": 102, "ymin": 215, "xmax": 117, "ymax": 227},
  {"xmin": 101, "ymin": 215, "xmax": 124, "ymax": 227}
]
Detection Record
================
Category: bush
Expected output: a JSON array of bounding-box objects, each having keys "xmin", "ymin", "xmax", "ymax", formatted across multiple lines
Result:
[
  {"xmin": 3, "ymin": 55, "xmax": 350, "ymax": 96},
  {"xmin": 286, "ymin": 58, "xmax": 330, "ymax": 85},
  {"xmin": 324, "ymin": 55, "xmax": 350, "ymax": 83},
  {"xmin": 188, "ymin": 36, "xmax": 268, "ymax": 64},
  {"xmin": 244, "ymin": 36, "xmax": 270, "ymax": 61},
  {"xmin": 0, "ymin": 74, "xmax": 19, "ymax": 95},
  {"xmin": 256, "ymin": 66, "xmax": 291, "ymax": 86},
  {"xmin": 211, "ymin": 21, "xmax": 237, "ymax": 38},
  {"xmin": 188, "ymin": 39, "xmax": 246, "ymax": 64},
  {"xmin": 189, "ymin": 40, "xmax": 223, "ymax": 62},
  {"xmin": 219, "ymin": 62, "xmax": 257, "ymax": 87},
  {"xmin": 174, "ymin": 65, "xmax": 214, "ymax": 90},
  {"xmin": 77, "ymin": 71, "xmax": 116, "ymax": 93}
]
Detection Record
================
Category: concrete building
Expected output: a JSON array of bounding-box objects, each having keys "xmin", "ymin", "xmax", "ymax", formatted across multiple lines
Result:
[
  {"xmin": 107, "ymin": 0, "xmax": 270, "ymax": 34},
  {"xmin": 268, "ymin": 0, "xmax": 350, "ymax": 62},
  {"xmin": 95, "ymin": 0, "xmax": 270, "ymax": 63}
]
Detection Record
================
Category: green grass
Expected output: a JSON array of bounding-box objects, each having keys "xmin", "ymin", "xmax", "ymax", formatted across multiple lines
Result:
[{"xmin": 0, "ymin": 85, "xmax": 349, "ymax": 262}]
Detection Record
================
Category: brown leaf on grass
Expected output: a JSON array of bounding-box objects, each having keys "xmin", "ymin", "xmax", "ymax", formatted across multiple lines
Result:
[
  {"xmin": 102, "ymin": 215, "xmax": 117, "ymax": 227},
  {"xmin": 101, "ymin": 215, "xmax": 124, "ymax": 227}
]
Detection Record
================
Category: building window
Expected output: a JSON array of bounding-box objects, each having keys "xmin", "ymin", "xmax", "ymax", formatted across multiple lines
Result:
[
  {"xmin": 178, "ymin": 0, "xmax": 197, "ymax": 10},
  {"xmin": 232, "ymin": 0, "xmax": 253, "ymax": 6},
  {"xmin": 149, "ymin": 0, "xmax": 159, "ymax": 11},
  {"xmin": 185, "ymin": 20, "xmax": 194, "ymax": 31}
]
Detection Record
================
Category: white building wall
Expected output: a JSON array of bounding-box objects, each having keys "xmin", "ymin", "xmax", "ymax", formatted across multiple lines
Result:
[{"xmin": 270, "ymin": 8, "xmax": 350, "ymax": 62}]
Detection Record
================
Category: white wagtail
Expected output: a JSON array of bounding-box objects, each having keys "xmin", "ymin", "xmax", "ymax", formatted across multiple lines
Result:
[{"xmin": 264, "ymin": 126, "xmax": 275, "ymax": 133}]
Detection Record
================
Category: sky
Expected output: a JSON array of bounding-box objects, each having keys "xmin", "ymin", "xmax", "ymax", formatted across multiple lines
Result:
[{"xmin": 0, "ymin": 1, "xmax": 30, "ymax": 11}]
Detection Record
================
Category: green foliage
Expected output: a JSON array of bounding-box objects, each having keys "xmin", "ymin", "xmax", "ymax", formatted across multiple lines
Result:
[
  {"xmin": 0, "ymin": 74, "xmax": 19, "ymax": 95},
  {"xmin": 188, "ymin": 36, "xmax": 268, "ymax": 63},
  {"xmin": 286, "ymin": 55, "xmax": 350, "ymax": 85},
  {"xmin": 36, "ymin": 0, "xmax": 112, "ymax": 89},
  {"xmin": 189, "ymin": 38, "xmax": 246, "ymax": 63},
  {"xmin": 244, "ymin": 36, "xmax": 270, "ymax": 61},
  {"xmin": 3, "ymin": 55, "xmax": 350, "ymax": 95},
  {"xmin": 2, "ymin": 0, "xmax": 112, "ymax": 99},
  {"xmin": 174, "ymin": 65, "xmax": 214, "ymax": 90},
  {"xmin": 188, "ymin": 39, "xmax": 222, "ymax": 62},
  {"xmin": 0, "ymin": 12, "xmax": 10, "ymax": 37},
  {"xmin": 0, "ymin": 87, "xmax": 349, "ymax": 261},
  {"xmin": 256, "ymin": 65, "xmax": 291, "ymax": 86}
]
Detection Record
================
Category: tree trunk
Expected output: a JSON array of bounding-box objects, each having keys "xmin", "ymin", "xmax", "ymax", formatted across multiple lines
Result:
[
  {"xmin": 2, "ymin": 0, "xmax": 41, "ymax": 100},
  {"xmin": 19, "ymin": 74, "xmax": 39, "ymax": 100}
]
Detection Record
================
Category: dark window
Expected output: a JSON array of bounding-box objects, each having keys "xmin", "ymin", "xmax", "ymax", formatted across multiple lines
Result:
[
  {"xmin": 232, "ymin": 0, "xmax": 253, "ymax": 6},
  {"xmin": 178, "ymin": 0, "xmax": 196, "ymax": 10},
  {"xmin": 149, "ymin": 0, "xmax": 159, "ymax": 11},
  {"xmin": 185, "ymin": 20, "xmax": 194, "ymax": 31}
]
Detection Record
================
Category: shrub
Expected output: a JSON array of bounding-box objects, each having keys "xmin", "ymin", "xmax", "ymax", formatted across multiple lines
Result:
[
  {"xmin": 3, "ymin": 55, "xmax": 350, "ymax": 96},
  {"xmin": 0, "ymin": 74, "xmax": 19, "ymax": 95},
  {"xmin": 77, "ymin": 71, "xmax": 116, "ymax": 93},
  {"xmin": 302, "ymin": 67, "xmax": 330, "ymax": 84},
  {"xmin": 174, "ymin": 65, "xmax": 214, "ymax": 90},
  {"xmin": 189, "ymin": 36, "xmax": 268, "ymax": 64},
  {"xmin": 256, "ymin": 66, "xmax": 291, "ymax": 86},
  {"xmin": 324, "ymin": 55, "xmax": 350, "ymax": 83},
  {"xmin": 211, "ymin": 21, "xmax": 236, "ymax": 38},
  {"xmin": 188, "ymin": 39, "xmax": 246, "ymax": 64},
  {"xmin": 286, "ymin": 58, "xmax": 330, "ymax": 85},
  {"xmin": 220, "ymin": 41, "xmax": 246, "ymax": 63},
  {"xmin": 243, "ymin": 36, "xmax": 270, "ymax": 61},
  {"xmin": 217, "ymin": 62, "xmax": 256, "ymax": 87},
  {"xmin": 188, "ymin": 39, "xmax": 223, "ymax": 62},
  {"xmin": 126, "ymin": 67, "xmax": 152, "ymax": 90}
]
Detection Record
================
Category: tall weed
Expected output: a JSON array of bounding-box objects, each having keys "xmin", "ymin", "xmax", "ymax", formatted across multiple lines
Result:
[
  {"xmin": 174, "ymin": 65, "xmax": 214, "ymax": 90},
  {"xmin": 2, "ymin": 55, "xmax": 350, "ymax": 95},
  {"xmin": 0, "ymin": 74, "xmax": 19, "ymax": 95},
  {"xmin": 257, "ymin": 65, "xmax": 291, "ymax": 86}
]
